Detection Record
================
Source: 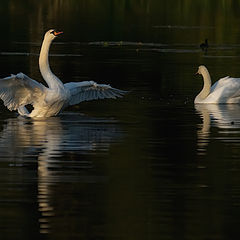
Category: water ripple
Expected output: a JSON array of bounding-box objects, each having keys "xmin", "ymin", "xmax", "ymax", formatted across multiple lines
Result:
[
  {"xmin": 195, "ymin": 104, "xmax": 240, "ymax": 155},
  {"xmin": 0, "ymin": 112, "xmax": 124, "ymax": 234},
  {"xmin": 0, "ymin": 52, "xmax": 83, "ymax": 57}
]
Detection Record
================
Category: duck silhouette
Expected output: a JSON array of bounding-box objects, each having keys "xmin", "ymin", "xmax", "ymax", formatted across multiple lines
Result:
[{"xmin": 200, "ymin": 39, "xmax": 208, "ymax": 52}]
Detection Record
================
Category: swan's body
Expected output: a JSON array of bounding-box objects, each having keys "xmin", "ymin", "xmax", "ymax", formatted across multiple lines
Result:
[
  {"xmin": 0, "ymin": 29, "xmax": 126, "ymax": 118},
  {"xmin": 194, "ymin": 65, "xmax": 240, "ymax": 104}
]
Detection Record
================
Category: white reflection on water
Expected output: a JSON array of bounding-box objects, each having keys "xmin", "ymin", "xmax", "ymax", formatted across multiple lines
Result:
[
  {"xmin": 0, "ymin": 113, "xmax": 122, "ymax": 234},
  {"xmin": 195, "ymin": 104, "xmax": 240, "ymax": 155}
]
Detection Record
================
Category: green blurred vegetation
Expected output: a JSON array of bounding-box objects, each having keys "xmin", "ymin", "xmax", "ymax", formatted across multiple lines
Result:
[{"xmin": 0, "ymin": 0, "xmax": 240, "ymax": 44}]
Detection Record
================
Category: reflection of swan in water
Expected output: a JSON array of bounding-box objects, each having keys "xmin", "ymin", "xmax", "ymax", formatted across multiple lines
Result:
[
  {"xmin": 0, "ymin": 113, "xmax": 121, "ymax": 157},
  {"xmin": 0, "ymin": 113, "xmax": 122, "ymax": 233},
  {"xmin": 195, "ymin": 104, "xmax": 240, "ymax": 155}
]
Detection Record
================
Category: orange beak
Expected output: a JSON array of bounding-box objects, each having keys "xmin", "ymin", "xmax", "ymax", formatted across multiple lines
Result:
[{"xmin": 54, "ymin": 31, "xmax": 63, "ymax": 36}]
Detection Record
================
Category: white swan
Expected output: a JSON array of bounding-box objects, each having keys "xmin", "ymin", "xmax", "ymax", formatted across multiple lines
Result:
[
  {"xmin": 195, "ymin": 65, "xmax": 240, "ymax": 104},
  {"xmin": 0, "ymin": 29, "xmax": 126, "ymax": 118}
]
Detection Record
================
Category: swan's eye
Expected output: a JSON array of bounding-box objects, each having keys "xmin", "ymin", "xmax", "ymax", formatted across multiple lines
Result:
[{"xmin": 50, "ymin": 30, "xmax": 55, "ymax": 35}]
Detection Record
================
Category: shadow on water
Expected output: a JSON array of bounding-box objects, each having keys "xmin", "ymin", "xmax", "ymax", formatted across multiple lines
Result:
[{"xmin": 0, "ymin": 112, "xmax": 123, "ymax": 235}]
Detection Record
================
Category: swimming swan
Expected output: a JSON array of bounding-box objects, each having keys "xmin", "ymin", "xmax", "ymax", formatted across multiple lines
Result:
[
  {"xmin": 195, "ymin": 65, "xmax": 240, "ymax": 104},
  {"xmin": 0, "ymin": 29, "xmax": 126, "ymax": 118}
]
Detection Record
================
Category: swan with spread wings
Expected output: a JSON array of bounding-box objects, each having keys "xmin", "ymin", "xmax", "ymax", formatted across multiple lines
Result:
[{"xmin": 0, "ymin": 29, "xmax": 126, "ymax": 118}]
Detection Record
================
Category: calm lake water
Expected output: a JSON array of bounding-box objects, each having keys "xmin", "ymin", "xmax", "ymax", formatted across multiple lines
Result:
[{"xmin": 1, "ymin": 1, "xmax": 240, "ymax": 239}]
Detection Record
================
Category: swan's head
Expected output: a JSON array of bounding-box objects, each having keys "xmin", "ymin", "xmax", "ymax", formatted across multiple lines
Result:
[
  {"xmin": 196, "ymin": 65, "xmax": 208, "ymax": 75},
  {"xmin": 44, "ymin": 29, "xmax": 63, "ymax": 41}
]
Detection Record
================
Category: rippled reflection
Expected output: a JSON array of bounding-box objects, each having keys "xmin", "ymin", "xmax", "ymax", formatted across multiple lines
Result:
[
  {"xmin": 0, "ymin": 113, "xmax": 122, "ymax": 234},
  {"xmin": 195, "ymin": 104, "xmax": 240, "ymax": 155}
]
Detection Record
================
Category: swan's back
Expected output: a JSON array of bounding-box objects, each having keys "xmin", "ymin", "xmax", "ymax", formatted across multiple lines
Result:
[{"xmin": 205, "ymin": 77, "xmax": 240, "ymax": 103}]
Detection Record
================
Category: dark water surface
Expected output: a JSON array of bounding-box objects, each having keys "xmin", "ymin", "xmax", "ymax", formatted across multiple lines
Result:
[{"xmin": 1, "ymin": 1, "xmax": 240, "ymax": 239}]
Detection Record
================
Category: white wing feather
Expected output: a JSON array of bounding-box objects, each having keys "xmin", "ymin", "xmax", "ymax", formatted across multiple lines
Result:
[
  {"xmin": 200, "ymin": 77, "xmax": 240, "ymax": 103},
  {"xmin": 64, "ymin": 81, "xmax": 127, "ymax": 106},
  {"xmin": 0, "ymin": 73, "xmax": 46, "ymax": 111}
]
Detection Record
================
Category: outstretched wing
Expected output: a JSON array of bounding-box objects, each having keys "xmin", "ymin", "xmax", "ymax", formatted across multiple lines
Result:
[
  {"xmin": 0, "ymin": 73, "xmax": 46, "ymax": 111},
  {"xmin": 64, "ymin": 80, "xmax": 127, "ymax": 106}
]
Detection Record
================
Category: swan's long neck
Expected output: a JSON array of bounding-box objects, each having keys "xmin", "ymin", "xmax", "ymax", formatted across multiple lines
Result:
[
  {"xmin": 39, "ymin": 37, "xmax": 63, "ymax": 89},
  {"xmin": 198, "ymin": 68, "xmax": 212, "ymax": 100}
]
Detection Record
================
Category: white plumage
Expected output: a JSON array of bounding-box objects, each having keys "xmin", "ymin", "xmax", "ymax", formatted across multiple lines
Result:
[
  {"xmin": 0, "ymin": 29, "xmax": 126, "ymax": 118},
  {"xmin": 64, "ymin": 81, "xmax": 126, "ymax": 106},
  {"xmin": 194, "ymin": 65, "xmax": 240, "ymax": 104}
]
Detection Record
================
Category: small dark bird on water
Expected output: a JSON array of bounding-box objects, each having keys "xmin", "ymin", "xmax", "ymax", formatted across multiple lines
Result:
[{"xmin": 200, "ymin": 39, "xmax": 208, "ymax": 52}]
